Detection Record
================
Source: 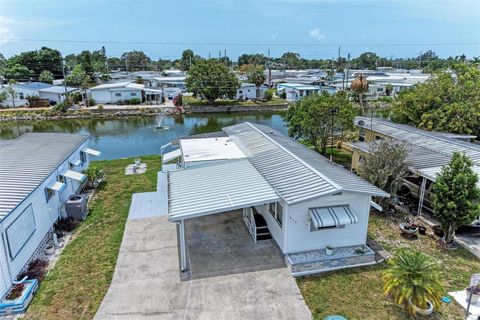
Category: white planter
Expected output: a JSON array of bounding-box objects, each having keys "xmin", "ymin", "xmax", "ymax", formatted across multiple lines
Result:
[
  {"xmin": 325, "ymin": 247, "xmax": 334, "ymax": 256},
  {"xmin": 408, "ymin": 298, "xmax": 433, "ymax": 316},
  {"xmin": 465, "ymin": 288, "xmax": 480, "ymax": 304},
  {"xmin": 44, "ymin": 244, "xmax": 55, "ymax": 255}
]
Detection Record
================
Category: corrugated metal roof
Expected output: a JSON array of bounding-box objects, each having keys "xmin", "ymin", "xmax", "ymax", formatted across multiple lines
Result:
[
  {"xmin": 168, "ymin": 159, "xmax": 280, "ymax": 220},
  {"xmin": 418, "ymin": 165, "xmax": 480, "ymax": 188},
  {"xmin": 348, "ymin": 141, "xmax": 452, "ymax": 170},
  {"xmin": 355, "ymin": 117, "xmax": 480, "ymax": 164},
  {"xmin": 0, "ymin": 133, "xmax": 89, "ymax": 218},
  {"xmin": 223, "ymin": 123, "xmax": 389, "ymax": 204}
]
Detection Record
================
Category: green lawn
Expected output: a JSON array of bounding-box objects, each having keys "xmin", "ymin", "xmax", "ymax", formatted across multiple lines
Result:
[
  {"xmin": 324, "ymin": 147, "xmax": 353, "ymax": 169},
  {"xmin": 298, "ymin": 211, "xmax": 479, "ymax": 320},
  {"xmin": 24, "ymin": 156, "xmax": 161, "ymax": 320},
  {"xmin": 182, "ymin": 95, "xmax": 287, "ymax": 106}
]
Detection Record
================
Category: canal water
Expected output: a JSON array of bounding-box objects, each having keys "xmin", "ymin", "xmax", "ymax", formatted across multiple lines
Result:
[{"xmin": 0, "ymin": 113, "xmax": 287, "ymax": 160}]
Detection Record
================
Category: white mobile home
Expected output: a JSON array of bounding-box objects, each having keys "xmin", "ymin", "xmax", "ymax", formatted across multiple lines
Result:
[
  {"xmin": 0, "ymin": 82, "xmax": 79, "ymax": 107},
  {"xmin": 152, "ymin": 77, "xmax": 186, "ymax": 99},
  {"xmin": 277, "ymin": 83, "xmax": 336, "ymax": 102},
  {"xmin": 89, "ymin": 82, "xmax": 145, "ymax": 104},
  {"xmin": 236, "ymin": 83, "xmax": 268, "ymax": 100},
  {"xmin": 0, "ymin": 133, "xmax": 100, "ymax": 297},
  {"xmin": 162, "ymin": 122, "xmax": 388, "ymax": 276}
]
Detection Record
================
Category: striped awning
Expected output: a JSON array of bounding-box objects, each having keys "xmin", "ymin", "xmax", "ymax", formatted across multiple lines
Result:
[
  {"xmin": 70, "ymin": 159, "xmax": 82, "ymax": 167},
  {"xmin": 47, "ymin": 181, "xmax": 66, "ymax": 192},
  {"xmin": 62, "ymin": 170, "xmax": 87, "ymax": 182},
  {"xmin": 82, "ymin": 148, "xmax": 101, "ymax": 156},
  {"xmin": 162, "ymin": 149, "xmax": 182, "ymax": 164},
  {"xmin": 309, "ymin": 205, "xmax": 358, "ymax": 229}
]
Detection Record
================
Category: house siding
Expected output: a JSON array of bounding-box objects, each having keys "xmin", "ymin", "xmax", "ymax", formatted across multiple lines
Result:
[
  {"xmin": 284, "ymin": 193, "xmax": 371, "ymax": 253},
  {"xmin": 0, "ymin": 139, "xmax": 90, "ymax": 297},
  {"xmin": 254, "ymin": 202, "xmax": 285, "ymax": 252}
]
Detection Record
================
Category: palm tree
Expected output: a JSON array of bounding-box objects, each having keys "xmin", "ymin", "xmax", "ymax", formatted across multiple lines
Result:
[
  {"xmin": 247, "ymin": 68, "xmax": 266, "ymax": 100},
  {"xmin": 351, "ymin": 73, "xmax": 369, "ymax": 113},
  {"xmin": 383, "ymin": 250, "xmax": 443, "ymax": 315}
]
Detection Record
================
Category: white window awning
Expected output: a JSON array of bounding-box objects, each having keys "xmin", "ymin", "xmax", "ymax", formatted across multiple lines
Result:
[
  {"xmin": 70, "ymin": 159, "xmax": 82, "ymax": 167},
  {"xmin": 62, "ymin": 170, "xmax": 87, "ymax": 182},
  {"xmin": 309, "ymin": 205, "xmax": 358, "ymax": 229},
  {"xmin": 82, "ymin": 148, "xmax": 101, "ymax": 157},
  {"xmin": 162, "ymin": 149, "xmax": 182, "ymax": 164},
  {"xmin": 168, "ymin": 159, "xmax": 280, "ymax": 221},
  {"xmin": 47, "ymin": 181, "xmax": 66, "ymax": 192}
]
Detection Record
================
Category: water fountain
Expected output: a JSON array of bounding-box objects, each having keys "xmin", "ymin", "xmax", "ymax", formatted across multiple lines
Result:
[{"xmin": 155, "ymin": 109, "xmax": 170, "ymax": 130}]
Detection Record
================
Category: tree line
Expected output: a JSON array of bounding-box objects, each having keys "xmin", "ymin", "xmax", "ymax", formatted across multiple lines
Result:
[{"xmin": 1, "ymin": 47, "xmax": 477, "ymax": 84}]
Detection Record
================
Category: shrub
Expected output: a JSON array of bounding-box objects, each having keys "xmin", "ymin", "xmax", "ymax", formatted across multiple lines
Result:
[
  {"xmin": 5, "ymin": 283, "xmax": 25, "ymax": 300},
  {"xmin": 97, "ymin": 104, "xmax": 104, "ymax": 110},
  {"xmin": 52, "ymin": 102, "xmax": 69, "ymax": 113},
  {"xmin": 129, "ymin": 97, "xmax": 141, "ymax": 105},
  {"xmin": 383, "ymin": 250, "xmax": 443, "ymax": 314},
  {"xmin": 88, "ymin": 98, "xmax": 95, "ymax": 106},
  {"xmin": 264, "ymin": 89, "xmax": 274, "ymax": 101},
  {"xmin": 70, "ymin": 91, "xmax": 83, "ymax": 103},
  {"xmin": 17, "ymin": 259, "xmax": 49, "ymax": 283},
  {"xmin": 54, "ymin": 217, "xmax": 80, "ymax": 233},
  {"xmin": 173, "ymin": 93, "xmax": 183, "ymax": 107},
  {"xmin": 279, "ymin": 90, "xmax": 286, "ymax": 99}
]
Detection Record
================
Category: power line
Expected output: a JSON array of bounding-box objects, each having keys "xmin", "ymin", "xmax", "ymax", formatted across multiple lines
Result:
[{"xmin": 7, "ymin": 38, "xmax": 480, "ymax": 47}]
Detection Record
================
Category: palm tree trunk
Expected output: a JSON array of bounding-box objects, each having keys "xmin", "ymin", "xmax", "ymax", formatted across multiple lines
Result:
[
  {"xmin": 256, "ymin": 86, "xmax": 260, "ymax": 100},
  {"xmin": 359, "ymin": 93, "xmax": 364, "ymax": 113}
]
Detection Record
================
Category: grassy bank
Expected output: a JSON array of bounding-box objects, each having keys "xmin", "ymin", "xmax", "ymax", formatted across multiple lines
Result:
[
  {"xmin": 183, "ymin": 95, "xmax": 287, "ymax": 107},
  {"xmin": 298, "ymin": 211, "xmax": 480, "ymax": 320},
  {"xmin": 24, "ymin": 156, "xmax": 161, "ymax": 320}
]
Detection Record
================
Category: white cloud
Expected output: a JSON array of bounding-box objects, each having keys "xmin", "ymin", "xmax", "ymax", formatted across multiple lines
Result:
[
  {"xmin": 309, "ymin": 28, "xmax": 326, "ymax": 40},
  {"xmin": 0, "ymin": 16, "xmax": 15, "ymax": 44}
]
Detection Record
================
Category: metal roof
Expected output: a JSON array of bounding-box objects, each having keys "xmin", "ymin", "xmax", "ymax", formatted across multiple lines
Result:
[
  {"xmin": 223, "ymin": 123, "xmax": 389, "ymax": 204},
  {"xmin": 0, "ymin": 133, "xmax": 89, "ymax": 218},
  {"xmin": 418, "ymin": 165, "xmax": 480, "ymax": 188},
  {"xmin": 38, "ymin": 86, "xmax": 79, "ymax": 94},
  {"xmin": 180, "ymin": 137, "xmax": 246, "ymax": 163},
  {"xmin": 90, "ymin": 82, "xmax": 144, "ymax": 90},
  {"xmin": 13, "ymin": 82, "xmax": 51, "ymax": 91},
  {"xmin": 168, "ymin": 159, "xmax": 280, "ymax": 220},
  {"xmin": 348, "ymin": 141, "xmax": 452, "ymax": 170},
  {"xmin": 355, "ymin": 117, "xmax": 480, "ymax": 164}
]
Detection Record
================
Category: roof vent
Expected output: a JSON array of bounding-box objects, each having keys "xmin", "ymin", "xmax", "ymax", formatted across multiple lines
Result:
[{"xmin": 269, "ymin": 131, "xmax": 274, "ymax": 135}]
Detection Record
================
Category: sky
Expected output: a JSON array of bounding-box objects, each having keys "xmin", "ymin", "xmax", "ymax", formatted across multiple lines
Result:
[{"xmin": 0, "ymin": 0, "xmax": 479, "ymax": 61}]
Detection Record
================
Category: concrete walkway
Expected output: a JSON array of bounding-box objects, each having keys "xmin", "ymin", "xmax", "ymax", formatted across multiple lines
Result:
[{"xmin": 95, "ymin": 214, "xmax": 311, "ymax": 320}]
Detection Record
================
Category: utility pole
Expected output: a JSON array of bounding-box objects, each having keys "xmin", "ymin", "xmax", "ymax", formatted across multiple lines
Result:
[
  {"xmin": 267, "ymin": 49, "xmax": 271, "ymax": 88},
  {"xmin": 346, "ymin": 53, "xmax": 350, "ymax": 89},
  {"xmin": 208, "ymin": 52, "xmax": 211, "ymax": 59},
  {"xmin": 61, "ymin": 57, "xmax": 69, "ymax": 103},
  {"xmin": 218, "ymin": 50, "xmax": 221, "ymax": 59}
]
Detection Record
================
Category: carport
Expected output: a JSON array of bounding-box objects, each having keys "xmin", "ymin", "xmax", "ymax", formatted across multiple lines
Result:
[{"xmin": 167, "ymin": 159, "xmax": 280, "ymax": 272}]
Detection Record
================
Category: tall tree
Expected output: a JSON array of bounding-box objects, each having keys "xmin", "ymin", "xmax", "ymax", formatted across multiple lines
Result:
[
  {"xmin": 351, "ymin": 73, "xmax": 369, "ymax": 113},
  {"xmin": 121, "ymin": 50, "xmax": 151, "ymax": 71},
  {"xmin": 432, "ymin": 152, "xmax": 480, "ymax": 244},
  {"xmin": 1, "ymin": 63, "xmax": 32, "ymax": 82},
  {"xmin": 186, "ymin": 59, "xmax": 239, "ymax": 104},
  {"xmin": 246, "ymin": 66, "xmax": 266, "ymax": 99},
  {"xmin": 66, "ymin": 65, "xmax": 91, "ymax": 87},
  {"xmin": 353, "ymin": 52, "xmax": 380, "ymax": 69},
  {"xmin": 283, "ymin": 91, "xmax": 355, "ymax": 155},
  {"xmin": 392, "ymin": 63, "xmax": 480, "ymax": 137},
  {"xmin": 77, "ymin": 51, "xmax": 95, "ymax": 78},
  {"xmin": 39, "ymin": 70, "xmax": 54, "ymax": 84},
  {"xmin": 180, "ymin": 49, "xmax": 195, "ymax": 71},
  {"xmin": 357, "ymin": 140, "xmax": 409, "ymax": 208}
]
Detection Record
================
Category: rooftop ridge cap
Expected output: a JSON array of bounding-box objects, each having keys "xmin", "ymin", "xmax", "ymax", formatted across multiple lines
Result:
[{"xmin": 244, "ymin": 122, "xmax": 343, "ymax": 192}]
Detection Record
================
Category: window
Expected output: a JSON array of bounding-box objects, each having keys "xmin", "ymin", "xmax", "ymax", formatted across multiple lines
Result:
[
  {"xmin": 57, "ymin": 175, "xmax": 66, "ymax": 185},
  {"xmin": 45, "ymin": 188, "xmax": 55, "ymax": 202},
  {"xmin": 80, "ymin": 151, "xmax": 87, "ymax": 164},
  {"xmin": 115, "ymin": 93, "xmax": 121, "ymax": 97},
  {"xmin": 130, "ymin": 92, "xmax": 137, "ymax": 96},
  {"xmin": 18, "ymin": 92, "xmax": 24, "ymax": 99},
  {"xmin": 377, "ymin": 87, "xmax": 384, "ymax": 92},
  {"xmin": 269, "ymin": 202, "xmax": 283, "ymax": 227}
]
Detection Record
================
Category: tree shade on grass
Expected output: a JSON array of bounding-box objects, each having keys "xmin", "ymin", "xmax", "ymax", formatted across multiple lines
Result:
[{"xmin": 24, "ymin": 156, "xmax": 161, "ymax": 320}]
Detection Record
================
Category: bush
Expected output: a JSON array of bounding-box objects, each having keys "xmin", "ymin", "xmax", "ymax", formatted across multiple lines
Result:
[
  {"xmin": 173, "ymin": 94, "xmax": 183, "ymax": 107},
  {"xmin": 54, "ymin": 217, "xmax": 80, "ymax": 233},
  {"xmin": 52, "ymin": 102, "xmax": 69, "ymax": 113},
  {"xmin": 88, "ymin": 98, "xmax": 95, "ymax": 106},
  {"xmin": 279, "ymin": 90, "xmax": 286, "ymax": 99},
  {"xmin": 129, "ymin": 97, "xmax": 141, "ymax": 105},
  {"xmin": 264, "ymin": 89, "xmax": 274, "ymax": 101},
  {"xmin": 70, "ymin": 91, "xmax": 83, "ymax": 103},
  {"xmin": 97, "ymin": 104, "xmax": 104, "ymax": 110},
  {"xmin": 5, "ymin": 283, "xmax": 25, "ymax": 300},
  {"xmin": 17, "ymin": 259, "xmax": 49, "ymax": 283}
]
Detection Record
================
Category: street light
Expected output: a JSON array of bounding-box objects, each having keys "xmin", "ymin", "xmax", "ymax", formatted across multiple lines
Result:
[{"xmin": 330, "ymin": 106, "xmax": 339, "ymax": 163}]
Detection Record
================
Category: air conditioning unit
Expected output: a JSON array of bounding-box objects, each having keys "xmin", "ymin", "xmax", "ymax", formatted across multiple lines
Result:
[{"xmin": 65, "ymin": 195, "xmax": 88, "ymax": 220}]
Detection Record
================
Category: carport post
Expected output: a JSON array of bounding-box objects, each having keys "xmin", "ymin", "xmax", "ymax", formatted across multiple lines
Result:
[
  {"xmin": 179, "ymin": 219, "xmax": 187, "ymax": 271},
  {"xmin": 417, "ymin": 176, "xmax": 427, "ymax": 217}
]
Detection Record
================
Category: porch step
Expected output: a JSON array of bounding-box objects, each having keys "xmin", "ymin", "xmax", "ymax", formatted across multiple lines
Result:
[{"xmin": 253, "ymin": 213, "xmax": 271, "ymax": 241}]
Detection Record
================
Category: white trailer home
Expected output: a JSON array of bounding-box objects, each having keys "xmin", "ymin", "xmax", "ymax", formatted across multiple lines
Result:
[
  {"xmin": 162, "ymin": 122, "xmax": 388, "ymax": 276},
  {"xmin": 236, "ymin": 83, "xmax": 268, "ymax": 100},
  {"xmin": 89, "ymin": 82, "xmax": 144, "ymax": 104},
  {"xmin": 0, "ymin": 133, "xmax": 100, "ymax": 297}
]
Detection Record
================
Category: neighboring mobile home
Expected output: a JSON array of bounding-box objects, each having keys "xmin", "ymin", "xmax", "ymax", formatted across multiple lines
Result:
[
  {"xmin": 236, "ymin": 83, "xmax": 268, "ymax": 100},
  {"xmin": 0, "ymin": 133, "xmax": 100, "ymax": 297},
  {"xmin": 89, "ymin": 82, "xmax": 145, "ymax": 104},
  {"xmin": 276, "ymin": 83, "xmax": 336, "ymax": 102},
  {"xmin": 162, "ymin": 122, "xmax": 388, "ymax": 276},
  {"xmin": 0, "ymin": 82, "xmax": 79, "ymax": 107}
]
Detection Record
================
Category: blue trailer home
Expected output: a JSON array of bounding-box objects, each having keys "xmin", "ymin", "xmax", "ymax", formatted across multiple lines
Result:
[{"xmin": 0, "ymin": 133, "xmax": 100, "ymax": 298}]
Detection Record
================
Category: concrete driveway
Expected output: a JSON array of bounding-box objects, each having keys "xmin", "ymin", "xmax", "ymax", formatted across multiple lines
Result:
[{"xmin": 95, "ymin": 210, "xmax": 311, "ymax": 320}]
